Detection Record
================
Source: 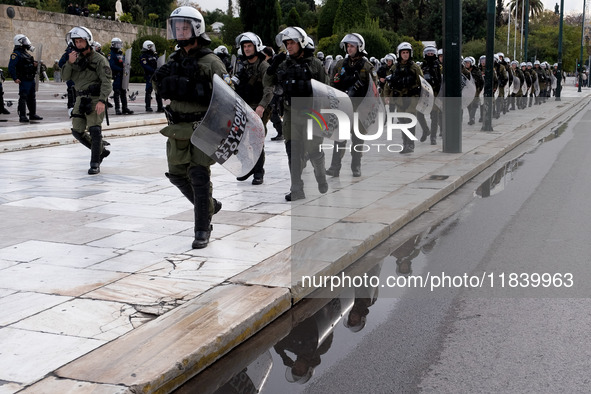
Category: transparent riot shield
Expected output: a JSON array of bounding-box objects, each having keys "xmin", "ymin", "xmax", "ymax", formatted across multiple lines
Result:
[
  {"xmin": 156, "ymin": 52, "xmax": 166, "ymax": 68},
  {"xmin": 551, "ymin": 73, "xmax": 557, "ymax": 89},
  {"xmin": 461, "ymin": 74, "xmax": 476, "ymax": 108},
  {"xmin": 512, "ymin": 76, "xmax": 521, "ymax": 94},
  {"xmin": 522, "ymin": 80, "xmax": 528, "ymax": 96},
  {"xmin": 296, "ymin": 78, "xmax": 353, "ymax": 141},
  {"xmin": 534, "ymin": 78, "xmax": 540, "ymax": 96},
  {"xmin": 353, "ymin": 75, "xmax": 386, "ymax": 137},
  {"xmin": 122, "ymin": 48, "xmax": 132, "ymax": 90},
  {"xmin": 417, "ymin": 75, "xmax": 434, "ymax": 115},
  {"xmin": 191, "ymin": 74, "xmax": 265, "ymax": 177}
]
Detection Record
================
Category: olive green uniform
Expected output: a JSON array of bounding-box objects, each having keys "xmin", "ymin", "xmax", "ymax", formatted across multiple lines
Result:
[
  {"xmin": 153, "ymin": 46, "xmax": 227, "ymax": 245},
  {"xmin": 264, "ymin": 51, "xmax": 329, "ymax": 199},
  {"xmin": 61, "ymin": 49, "xmax": 112, "ymax": 170}
]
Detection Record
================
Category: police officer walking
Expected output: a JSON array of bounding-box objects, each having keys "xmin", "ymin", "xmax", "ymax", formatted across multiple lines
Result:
[
  {"xmin": 140, "ymin": 40, "xmax": 164, "ymax": 113},
  {"xmin": 326, "ymin": 33, "xmax": 373, "ymax": 177},
  {"xmin": 61, "ymin": 26, "xmax": 112, "ymax": 175},
  {"xmin": 418, "ymin": 46, "xmax": 442, "ymax": 144},
  {"xmin": 152, "ymin": 7, "xmax": 225, "ymax": 249},
  {"xmin": 232, "ymin": 32, "xmax": 274, "ymax": 185},
  {"xmin": 463, "ymin": 56, "xmax": 483, "ymax": 125},
  {"xmin": 108, "ymin": 37, "xmax": 134, "ymax": 115},
  {"xmin": 385, "ymin": 42, "xmax": 422, "ymax": 154},
  {"xmin": 8, "ymin": 34, "xmax": 43, "ymax": 123},
  {"xmin": 265, "ymin": 27, "xmax": 329, "ymax": 201}
]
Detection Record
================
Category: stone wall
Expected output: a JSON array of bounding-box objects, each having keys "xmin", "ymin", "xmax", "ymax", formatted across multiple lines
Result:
[{"xmin": 0, "ymin": 4, "xmax": 165, "ymax": 68}]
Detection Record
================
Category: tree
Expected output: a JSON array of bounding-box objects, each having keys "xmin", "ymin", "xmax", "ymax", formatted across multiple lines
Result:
[
  {"xmin": 463, "ymin": 0, "xmax": 487, "ymax": 42},
  {"xmin": 239, "ymin": 0, "xmax": 281, "ymax": 47},
  {"xmin": 286, "ymin": 6, "xmax": 302, "ymax": 27},
  {"xmin": 496, "ymin": 0, "xmax": 504, "ymax": 26},
  {"xmin": 317, "ymin": 0, "xmax": 341, "ymax": 39},
  {"xmin": 333, "ymin": 0, "xmax": 369, "ymax": 34},
  {"xmin": 221, "ymin": 17, "xmax": 244, "ymax": 51},
  {"xmin": 508, "ymin": 0, "xmax": 545, "ymax": 20}
]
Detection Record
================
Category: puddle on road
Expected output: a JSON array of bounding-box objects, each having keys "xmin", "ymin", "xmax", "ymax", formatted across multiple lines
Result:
[{"xmin": 175, "ymin": 120, "xmax": 573, "ymax": 394}]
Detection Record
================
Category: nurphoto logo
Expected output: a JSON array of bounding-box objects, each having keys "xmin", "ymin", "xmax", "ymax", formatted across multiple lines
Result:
[{"xmin": 305, "ymin": 108, "xmax": 418, "ymax": 153}]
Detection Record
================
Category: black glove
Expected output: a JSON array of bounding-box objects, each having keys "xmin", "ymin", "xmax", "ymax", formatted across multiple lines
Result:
[{"xmin": 267, "ymin": 52, "xmax": 287, "ymax": 76}]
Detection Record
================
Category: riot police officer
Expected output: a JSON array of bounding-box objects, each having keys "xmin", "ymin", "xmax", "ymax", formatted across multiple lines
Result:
[
  {"xmin": 152, "ymin": 6, "xmax": 225, "ymax": 249},
  {"xmin": 463, "ymin": 56, "xmax": 483, "ymax": 125},
  {"xmin": 377, "ymin": 53, "xmax": 395, "ymax": 94},
  {"xmin": 213, "ymin": 45, "xmax": 232, "ymax": 73},
  {"xmin": 385, "ymin": 42, "xmax": 423, "ymax": 154},
  {"xmin": 140, "ymin": 40, "xmax": 164, "ymax": 113},
  {"xmin": 493, "ymin": 54, "xmax": 508, "ymax": 118},
  {"xmin": 8, "ymin": 34, "xmax": 42, "ymax": 123},
  {"xmin": 510, "ymin": 60, "xmax": 525, "ymax": 110},
  {"xmin": 232, "ymin": 32, "xmax": 274, "ymax": 185},
  {"xmin": 526, "ymin": 62, "xmax": 538, "ymax": 107},
  {"xmin": 521, "ymin": 62, "xmax": 531, "ymax": 108},
  {"xmin": 61, "ymin": 26, "xmax": 112, "ymax": 175},
  {"xmin": 265, "ymin": 27, "xmax": 329, "ymax": 201},
  {"xmin": 108, "ymin": 37, "xmax": 134, "ymax": 115},
  {"xmin": 418, "ymin": 46, "xmax": 442, "ymax": 144},
  {"xmin": 326, "ymin": 33, "xmax": 373, "ymax": 177}
]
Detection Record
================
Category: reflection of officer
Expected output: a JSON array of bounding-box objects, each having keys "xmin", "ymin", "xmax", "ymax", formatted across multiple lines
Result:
[
  {"xmin": 8, "ymin": 34, "xmax": 43, "ymax": 123},
  {"xmin": 344, "ymin": 262, "xmax": 382, "ymax": 333},
  {"xmin": 274, "ymin": 297, "xmax": 345, "ymax": 384},
  {"xmin": 385, "ymin": 42, "xmax": 422, "ymax": 154},
  {"xmin": 153, "ymin": 7, "xmax": 226, "ymax": 249},
  {"xmin": 326, "ymin": 33, "xmax": 373, "ymax": 178},
  {"xmin": 140, "ymin": 40, "xmax": 164, "ymax": 113},
  {"xmin": 232, "ymin": 32, "xmax": 274, "ymax": 185},
  {"xmin": 108, "ymin": 37, "xmax": 134, "ymax": 115},
  {"xmin": 0, "ymin": 69, "xmax": 10, "ymax": 115},
  {"xmin": 61, "ymin": 26, "xmax": 112, "ymax": 175},
  {"xmin": 265, "ymin": 27, "xmax": 329, "ymax": 201}
]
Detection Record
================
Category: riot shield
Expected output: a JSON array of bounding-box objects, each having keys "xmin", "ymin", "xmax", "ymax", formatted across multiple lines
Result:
[
  {"xmin": 512, "ymin": 76, "xmax": 521, "ymax": 94},
  {"xmin": 301, "ymin": 78, "xmax": 354, "ymax": 141},
  {"xmin": 191, "ymin": 74, "xmax": 265, "ymax": 177},
  {"xmin": 324, "ymin": 59, "xmax": 333, "ymax": 75},
  {"xmin": 534, "ymin": 78, "xmax": 540, "ymax": 96},
  {"xmin": 122, "ymin": 48, "xmax": 131, "ymax": 90},
  {"xmin": 35, "ymin": 44, "xmax": 43, "ymax": 92},
  {"xmin": 416, "ymin": 75, "xmax": 434, "ymax": 115},
  {"xmin": 353, "ymin": 75, "xmax": 386, "ymax": 137},
  {"xmin": 156, "ymin": 52, "xmax": 166, "ymax": 68},
  {"xmin": 522, "ymin": 80, "xmax": 528, "ymax": 96},
  {"xmin": 550, "ymin": 73, "xmax": 557, "ymax": 89},
  {"xmin": 461, "ymin": 74, "xmax": 476, "ymax": 108}
]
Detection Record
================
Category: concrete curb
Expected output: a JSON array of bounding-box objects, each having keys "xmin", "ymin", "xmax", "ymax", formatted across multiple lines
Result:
[{"xmin": 37, "ymin": 96, "xmax": 590, "ymax": 393}]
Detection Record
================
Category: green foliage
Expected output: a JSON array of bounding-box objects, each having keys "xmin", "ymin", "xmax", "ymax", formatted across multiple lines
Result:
[
  {"xmin": 317, "ymin": 34, "xmax": 341, "ymax": 57},
  {"xmin": 39, "ymin": 0, "xmax": 63, "ymax": 12},
  {"xmin": 88, "ymin": 4, "xmax": 100, "ymax": 13},
  {"xmin": 463, "ymin": 0, "xmax": 487, "ymax": 43},
  {"xmin": 221, "ymin": 17, "xmax": 244, "ymax": 51},
  {"xmin": 333, "ymin": 0, "xmax": 369, "ymax": 34},
  {"xmin": 317, "ymin": 0, "xmax": 340, "ymax": 39},
  {"xmin": 286, "ymin": 7, "xmax": 302, "ymax": 27},
  {"xmin": 239, "ymin": 0, "xmax": 281, "ymax": 47},
  {"xmin": 119, "ymin": 12, "xmax": 133, "ymax": 23},
  {"xmin": 204, "ymin": 8, "xmax": 230, "ymax": 25},
  {"xmin": 462, "ymin": 38, "xmax": 486, "ymax": 58}
]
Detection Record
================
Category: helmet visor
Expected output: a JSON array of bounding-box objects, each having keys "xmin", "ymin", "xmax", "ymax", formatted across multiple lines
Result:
[{"xmin": 167, "ymin": 16, "xmax": 201, "ymax": 40}]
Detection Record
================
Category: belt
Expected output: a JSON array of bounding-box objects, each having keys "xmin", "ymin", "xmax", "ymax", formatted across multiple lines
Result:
[
  {"xmin": 76, "ymin": 89, "xmax": 98, "ymax": 96},
  {"xmin": 164, "ymin": 106, "xmax": 205, "ymax": 125}
]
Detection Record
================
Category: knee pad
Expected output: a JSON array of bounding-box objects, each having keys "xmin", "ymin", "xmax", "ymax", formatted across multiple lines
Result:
[
  {"xmin": 188, "ymin": 165, "xmax": 210, "ymax": 188},
  {"xmin": 89, "ymin": 125, "xmax": 102, "ymax": 139}
]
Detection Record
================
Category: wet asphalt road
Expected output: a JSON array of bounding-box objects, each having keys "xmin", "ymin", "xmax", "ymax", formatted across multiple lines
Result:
[{"xmin": 177, "ymin": 100, "xmax": 591, "ymax": 393}]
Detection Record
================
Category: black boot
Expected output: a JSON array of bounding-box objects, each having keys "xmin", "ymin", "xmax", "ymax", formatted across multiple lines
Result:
[
  {"xmin": 28, "ymin": 99, "xmax": 42, "ymax": 120},
  {"xmin": 285, "ymin": 139, "xmax": 305, "ymax": 201},
  {"xmin": 192, "ymin": 195, "xmax": 211, "ymax": 249},
  {"xmin": 121, "ymin": 91, "xmax": 134, "ymax": 114},
  {"xmin": 310, "ymin": 152, "xmax": 328, "ymax": 194},
  {"xmin": 18, "ymin": 97, "xmax": 29, "ymax": 122},
  {"xmin": 0, "ymin": 90, "xmax": 9, "ymax": 114},
  {"xmin": 114, "ymin": 90, "xmax": 122, "ymax": 114},
  {"xmin": 156, "ymin": 94, "xmax": 164, "ymax": 112},
  {"xmin": 145, "ymin": 92, "xmax": 153, "ymax": 112},
  {"xmin": 326, "ymin": 141, "xmax": 345, "ymax": 177},
  {"xmin": 252, "ymin": 149, "xmax": 265, "ymax": 185},
  {"xmin": 88, "ymin": 126, "xmax": 102, "ymax": 175},
  {"xmin": 478, "ymin": 105, "xmax": 484, "ymax": 123}
]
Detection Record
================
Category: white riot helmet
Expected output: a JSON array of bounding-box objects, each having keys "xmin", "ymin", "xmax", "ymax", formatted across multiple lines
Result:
[
  {"xmin": 235, "ymin": 32, "xmax": 265, "ymax": 53},
  {"xmin": 534, "ymin": 60, "xmax": 540, "ymax": 66},
  {"xmin": 340, "ymin": 33, "xmax": 366, "ymax": 55},
  {"xmin": 384, "ymin": 53, "xmax": 396, "ymax": 64},
  {"xmin": 67, "ymin": 27, "xmax": 93, "ymax": 51},
  {"xmin": 316, "ymin": 51, "xmax": 324, "ymax": 60},
  {"xmin": 423, "ymin": 45, "xmax": 437, "ymax": 58},
  {"xmin": 335, "ymin": 54, "xmax": 343, "ymax": 61},
  {"xmin": 553, "ymin": 63, "xmax": 558, "ymax": 67},
  {"xmin": 214, "ymin": 45, "xmax": 229, "ymax": 55},
  {"xmin": 167, "ymin": 6, "xmax": 205, "ymax": 46},
  {"xmin": 479, "ymin": 55, "xmax": 486, "ymax": 65},
  {"xmin": 13, "ymin": 34, "xmax": 34, "ymax": 51},
  {"xmin": 510, "ymin": 60, "xmax": 518, "ymax": 67},
  {"xmin": 463, "ymin": 56, "xmax": 473, "ymax": 67},
  {"xmin": 520, "ymin": 62, "xmax": 527, "ymax": 67},
  {"xmin": 304, "ymin": 35, "xmax": 315, "ymax": 50},
  {"xmin": 92, "ymin": 41, "xmax": 102, "ymax": 52},
  {"xmin": 496, "ymin": 52, "xmax": 505, "ymax": 60},
  {"xmin": 111, "ymin": 37, "xmax": 123, "ymax": 49},
  {"xmin": 505, "ymin": 57, "xmax": 510, "ymax": 63},
  {"xmin": 142, "ymin": 40, "xmax": 156, "ymax": 53},
  {"xmin": 526, "ymin": 61, "xmax": 533, "ymax": 67},
  {"xmin": 275, "ymin": 26, "xmax": 308, "ymax": 49},
  {"xmin": 437, "ymin": 48, "xmax": 443, "ymax": 56},
  {"xmin": 397, "ymin": 41, "xmax": 413, "ymax": 58}
]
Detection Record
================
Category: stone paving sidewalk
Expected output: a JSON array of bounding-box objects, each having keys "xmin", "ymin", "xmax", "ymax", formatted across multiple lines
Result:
[{"xmin": 0, "ymin": 79, "xmax": 589, "ymax": 393}]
